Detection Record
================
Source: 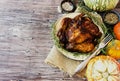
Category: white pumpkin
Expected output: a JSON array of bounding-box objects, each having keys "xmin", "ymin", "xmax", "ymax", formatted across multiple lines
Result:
[{"xmin": 86, "ymin": 55, "xmax": 120, "ymax": 81}]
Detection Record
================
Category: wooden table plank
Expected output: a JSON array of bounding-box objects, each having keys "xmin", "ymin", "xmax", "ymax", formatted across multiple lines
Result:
[{"xmin": 0, "ymin": 0, "xmax": 119, "ymax": 81}]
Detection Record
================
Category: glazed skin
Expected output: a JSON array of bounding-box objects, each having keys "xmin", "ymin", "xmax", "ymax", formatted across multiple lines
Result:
[
  {"xmin": 86, "ymin": 55, "xmax": 120, "ymax": 81},
  {"xmin": 57, "ymin": 14, "xmax": 101, "ymax": 53}
]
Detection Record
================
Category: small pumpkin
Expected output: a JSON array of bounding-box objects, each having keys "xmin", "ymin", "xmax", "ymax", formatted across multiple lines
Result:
[
  {"xmin": 84, "ymin": 0, "xmax": 119, "ymax": 12},
  {"xmin": 86, "ymin": 55, "xmax": 120, "ymax": 81},
  {"xmin": 106, "ymin": 40, "xmax": 120, "ymax": 59},
  {"xmin": 114, "ymin": 22, "xmax": 120, "ymax": 40}
]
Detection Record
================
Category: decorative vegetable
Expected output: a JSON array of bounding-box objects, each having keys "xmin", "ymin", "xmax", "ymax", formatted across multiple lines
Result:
[
  {"xmin": 84, "ymin": 0, "xmax": 119, "ymax": 12},
  {"xmin": 114, "ymin": 22, "xmax": 120, "ymax": 40},
  {"xmin": 106, "ymin": 40, "xmax": 120, "ymax": 59},
  {"xmin": 86, "ymin": 55, "xmax": 120, "ymax": 81}
]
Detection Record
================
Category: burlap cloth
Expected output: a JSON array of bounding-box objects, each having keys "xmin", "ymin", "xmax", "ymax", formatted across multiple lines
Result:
[{"xmin": 45, "ymin": 45, "xmax": 86, "ymax": 78}]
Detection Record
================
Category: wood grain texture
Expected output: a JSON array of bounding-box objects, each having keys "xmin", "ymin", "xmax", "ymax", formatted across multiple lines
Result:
[{"xmin": 0, "ymin": 0, "xmax": 119, "ymax": 81}]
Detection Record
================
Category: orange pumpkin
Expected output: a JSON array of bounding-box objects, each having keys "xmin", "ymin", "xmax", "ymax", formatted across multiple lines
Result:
[
  {"xmin": 86, "ymin": 55, "xmax": 120, "ymax": 81},
  {"xmin": 114, "ymin": 22, "xmax": 120, "ymax": 40},
  {"xmin": 106, "ymin": 40, "xmax": 120, "ymax": 59}
]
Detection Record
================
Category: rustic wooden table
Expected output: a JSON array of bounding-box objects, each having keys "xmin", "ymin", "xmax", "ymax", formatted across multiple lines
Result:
[{"xmin": 0, "ymin": 0, "xmax": 119, "ymax": 81}]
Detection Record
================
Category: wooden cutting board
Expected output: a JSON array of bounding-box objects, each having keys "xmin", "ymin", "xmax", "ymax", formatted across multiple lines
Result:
[{"xmin": 0, "ymin": 0, "xmax": 119, "ymax": 81}]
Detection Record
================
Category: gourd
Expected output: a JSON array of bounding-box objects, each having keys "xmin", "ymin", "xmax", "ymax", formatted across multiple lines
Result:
[
  {"xmin": 106, "ymin": 40, "xmax": 120, "ymax": 59},
  {"xmin": 86, "ymin": 55, "xmax": 120, "ymax": 81},
  {"xmin": 84, "ymin": 0, "xmax": 119, "ymax": 12},
  {"xmin": 114, "ymin": 22, "xmax": 120, "ymax": 40}
]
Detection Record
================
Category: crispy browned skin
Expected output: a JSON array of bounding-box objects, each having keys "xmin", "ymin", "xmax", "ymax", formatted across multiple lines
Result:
[
  {"xmin": 65, "ymin": 25, "xmax": 80, "ymax": 42},
  {"xmin": 57, "ymin": 14, "xmax": 102, "ymax": 53},
  {"xmin": 66, "ymin": 42, "xmax": 95, "ymax": 52},
  {"xmin": 74, "ymin": 32, "xmax": 93, "ymax": 44},
  {"xmin": 73, "ymin": 42, "xmax": 94, "ymax": 52},
  {"xmin": 82, "ymin": 17, "xmax": 102, "ymax": 37},
  {"xmin": 57, "ymin": 18, "xmax": 72, "ymax": 45}
]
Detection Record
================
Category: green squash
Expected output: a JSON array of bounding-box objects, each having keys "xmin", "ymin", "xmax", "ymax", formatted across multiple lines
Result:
[{"xmin": 84, "ymin": 0, "xmax": 119, "ymax": 12}]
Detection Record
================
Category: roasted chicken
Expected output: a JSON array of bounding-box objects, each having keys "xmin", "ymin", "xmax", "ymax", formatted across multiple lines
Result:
[{"xmin": 57, "ymin": 14, "xmax": 102, "ymax": 53}]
